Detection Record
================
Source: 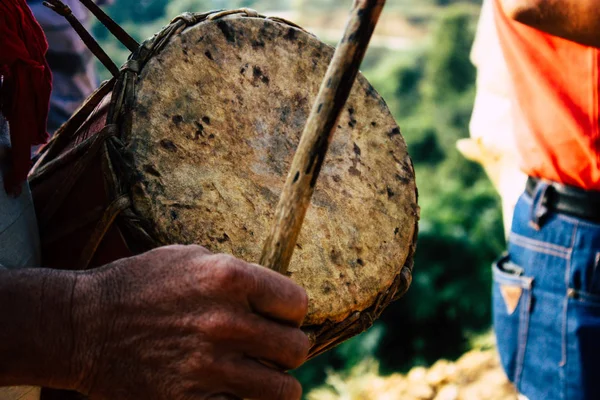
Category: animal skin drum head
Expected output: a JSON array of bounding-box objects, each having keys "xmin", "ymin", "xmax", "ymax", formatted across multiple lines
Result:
[{"xmin": 126, "ymin": 15, "xmax": 418, "ymax": 327}]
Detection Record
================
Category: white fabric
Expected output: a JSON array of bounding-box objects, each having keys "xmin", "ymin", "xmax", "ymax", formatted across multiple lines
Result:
[
  {"xmin": 466, "ymin": 0, "xmax": 527, "ymax": 236},
  {"xmin": 469, "ymin": 0, "xmax": 519, "ymax": 154}
]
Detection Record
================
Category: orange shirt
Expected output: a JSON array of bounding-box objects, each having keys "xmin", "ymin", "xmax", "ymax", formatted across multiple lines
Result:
[{"xmin": 494, "ymin": 0, "xmax": 600, "ymax": 190}]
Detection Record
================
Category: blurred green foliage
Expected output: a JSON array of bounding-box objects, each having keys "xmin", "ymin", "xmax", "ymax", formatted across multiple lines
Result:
[{"xmin": 94, "ymin": 0, "xmax": 502, "ymax": 393}]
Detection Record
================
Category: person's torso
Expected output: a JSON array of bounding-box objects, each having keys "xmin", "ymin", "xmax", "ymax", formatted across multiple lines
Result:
[{"xmin": 494, "ymin": 0, "xmax": 600, "ymax": 190}]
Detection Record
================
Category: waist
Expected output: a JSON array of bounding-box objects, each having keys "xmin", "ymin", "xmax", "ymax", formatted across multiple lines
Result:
[{"xmin": 525, "ymin": 177, "xmax": 600, "ymax": 223}]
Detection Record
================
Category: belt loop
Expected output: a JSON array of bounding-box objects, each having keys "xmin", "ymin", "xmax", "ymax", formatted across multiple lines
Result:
[{"xmin": 530, "ymin": 181, "xmax": 551, "ymax": 230}]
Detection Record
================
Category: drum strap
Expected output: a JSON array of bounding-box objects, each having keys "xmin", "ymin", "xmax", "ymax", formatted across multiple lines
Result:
[
  {"xmin": 32, "ymin": 79, "xmax": 115, "ymax": 170},
  {"xmin": 79, "ymin": 195, "xmax": 131, "ymax": 268},
  {"xmin": 37, "ymin": 125, "xmax": 118, "ymax": 232}
]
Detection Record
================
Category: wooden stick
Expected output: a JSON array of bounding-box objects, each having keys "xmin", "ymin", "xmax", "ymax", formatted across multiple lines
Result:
[
  {"xmin": 260, "ymin": 0, "xmax": 386, "ymax": 274},
  {"xmin": 43, "ymin": 0, "xmax": 120, "ymax": 77},
  {"xmin": 77, "ymin": 0, "xmax": 140, "ymax": 53}
]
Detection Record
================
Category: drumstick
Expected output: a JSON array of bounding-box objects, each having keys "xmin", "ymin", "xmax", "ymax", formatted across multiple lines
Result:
[{"xmin": 260, "ymin": 0, "xmax": 386, "ymax": 275}]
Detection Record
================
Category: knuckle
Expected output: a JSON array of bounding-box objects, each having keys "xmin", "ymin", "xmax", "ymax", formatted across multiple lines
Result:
[
  {"xmin": 288, "ymin": 331, "xmax": 310, "ymax": 368},
  {"xmin": 186, "ymin": 244, "xmax": 212, "ymax": 255},
  {"xmin": 274, "ymin": 375, "xmax": 302, "ymax": 400},
  {"xmin": 297, "ymin": 287, "xmax": 309, "ymax": 318},
  {"xmin": 158, "ymin": 244, "xmax": 189, "ymax": 253},
  {"xmin": 211, "ymin": 255, "xmax": 245, "ymax": 284}
]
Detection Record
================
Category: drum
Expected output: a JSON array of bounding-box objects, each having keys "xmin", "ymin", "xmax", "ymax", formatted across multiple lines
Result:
[{"xmin": 30, "ymin": 9, "xmax": 419, "ymax": 358}]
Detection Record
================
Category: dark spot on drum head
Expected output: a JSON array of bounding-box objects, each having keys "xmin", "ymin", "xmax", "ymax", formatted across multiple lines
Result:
[
  {"xmin": 160, "ymin": 139, "xmax": 178, "ymax": 152},
  {"xmin": 365, "ymin": 84, "xmax": 379, "ymax": 99},
  {"xmin": 253, "ymin": 66, "xmax": 270, "ymax": 85},
  {"xmin": 143, "ymin": 164, "xmax": 161, "ymax": 177},
  {"xmin": 353, "ymin": 143, "xmax": 361, "ymax": 156},
  {"xmin": 387, "ymin": 187, "xmax": 395, "ymax": 198},
  {"xmin": 172, "ymin": 115, "xmax": 184, "ymax": 125},
  {"xmin": 285, "ymin": 28, "xmax": 298, "ymax": 41},
  {"xmin": 202, "ymin": 116, "xmax": 211, "ymax": 125},
  {"xmin": 330, "ymin": 249, "xmax": 342, "ymax": 265},
  {"xmin": 395, "ymin": 174, "xmax": 410, "ymax": 184},
  {"xmin": 204, "ymin": 50, "xmax": 214, "ymax": 60},
  {"xmin": 357, "ymin": 258, "xmax": 365, "ymax": 266},
  {"xmin": 216, "ymin": 233, "xmax": 230, "ymax": 243},
  {"xmin": 170, "ymin": 210, "xmax": 179, "ymax": 220},
  {"xmin": 217, "ymin": 20, "xmax": 236, "ymax": 43},
  {"xmin": 252, "ymin": 39, "xmax": 265, "ymax": 48},
  {"xmin": 388, "ymin": 127, "xmax": 401, "ymax": 138}
]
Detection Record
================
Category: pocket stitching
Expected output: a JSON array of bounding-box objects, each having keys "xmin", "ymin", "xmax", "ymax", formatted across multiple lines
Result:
[
  {"xmin": 510, "ymin": 232, "xmax": 571, "ymax": 253},
  {"xmin": 514, "ymin": 288, "xmax": 532, "ymax": 389},
  {"xmin": 509, "ymin": 240, "xmax": 569, "ymax": 259}
]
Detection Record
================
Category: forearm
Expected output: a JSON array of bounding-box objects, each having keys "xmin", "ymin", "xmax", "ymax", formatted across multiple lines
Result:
[
  {"xmin": 500, "ymin": 0, "xmax": 600, "ymax": 47},
  {"xmin": 0, "ymin": 268, "xmax": 79, "ymax": 389}
]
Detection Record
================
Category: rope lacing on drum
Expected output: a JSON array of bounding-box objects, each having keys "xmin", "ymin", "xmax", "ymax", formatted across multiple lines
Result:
[
  {"xmin": 120, "ymin": 60, "xmax": 141, "ymax": 74},
  {"xmin": 207, "ymin": 8, "xmax": 262, "ymax": 20},
  {"xmin": 171, "ymin": 11, "xmax": 203, "ymax": 26}
]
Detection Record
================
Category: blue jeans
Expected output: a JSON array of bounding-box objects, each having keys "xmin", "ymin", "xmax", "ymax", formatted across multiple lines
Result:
[{"xmin": 494, "ymin": 186, "xmax": 600, "ymax": 400}]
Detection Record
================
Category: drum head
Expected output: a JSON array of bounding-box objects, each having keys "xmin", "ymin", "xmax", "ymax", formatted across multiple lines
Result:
[{"xmin": 126, "ymin": 16, "xmax": 418, "ymax": 326}]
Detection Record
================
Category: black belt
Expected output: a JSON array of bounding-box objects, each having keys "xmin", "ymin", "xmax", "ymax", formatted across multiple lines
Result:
[{"xmin": 526, "ymin": 177, "xmax": 600, "ymax": 223}]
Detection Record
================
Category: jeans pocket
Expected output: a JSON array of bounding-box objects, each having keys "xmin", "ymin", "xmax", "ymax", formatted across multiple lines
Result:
[{"xmin": 492, "ymin": 255, "xmax": 534, "ymax": 386}]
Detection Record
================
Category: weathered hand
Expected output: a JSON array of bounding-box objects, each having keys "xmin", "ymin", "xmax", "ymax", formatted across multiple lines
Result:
[{"xmin": 70, "ymin": 245, "xmax": 309, "ymax": 400}]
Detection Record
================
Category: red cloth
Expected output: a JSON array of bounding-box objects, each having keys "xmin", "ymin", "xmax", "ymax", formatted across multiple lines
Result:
[
  {"xmin": 494, "ymin": 0, "xmax": 600, "ymax": 190},
  {"xmin": 0, "ymin": 0, "xmax": 51, "ymax": 195}
]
